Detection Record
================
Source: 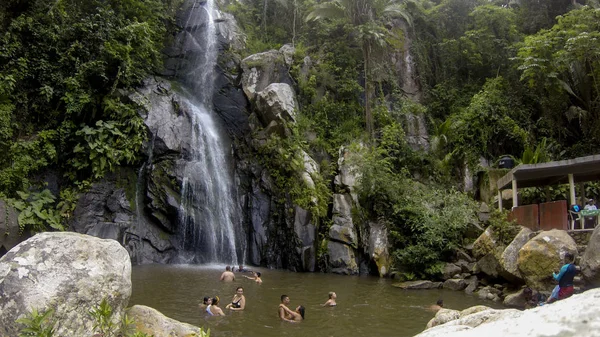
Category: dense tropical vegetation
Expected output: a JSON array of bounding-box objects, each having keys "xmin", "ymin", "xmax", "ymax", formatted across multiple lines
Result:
[{"xmin": 2, "ymin": 0, "xmax": 600, "ymax": 277}]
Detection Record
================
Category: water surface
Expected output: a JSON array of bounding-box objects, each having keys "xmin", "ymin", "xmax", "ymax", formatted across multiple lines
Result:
[{"xmin": 131, "ymin": 265, "xmax": 502, "ymax": 337}]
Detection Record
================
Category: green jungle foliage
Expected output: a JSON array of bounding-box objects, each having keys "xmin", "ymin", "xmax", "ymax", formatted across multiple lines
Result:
[{"xmin": 0, "ymin": 0, "xmax": 180, "ymax": 232}]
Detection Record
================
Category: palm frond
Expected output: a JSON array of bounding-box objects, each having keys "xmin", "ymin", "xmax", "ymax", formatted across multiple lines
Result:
[{"xmin": 305, "ymin": 2, "xmax": 346, "ymax": 22}]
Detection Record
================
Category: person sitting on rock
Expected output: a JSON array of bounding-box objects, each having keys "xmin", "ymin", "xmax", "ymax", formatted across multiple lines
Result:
[{"xmin": 546, "ymin": 252, "xmax": 576, "ymax": 304}]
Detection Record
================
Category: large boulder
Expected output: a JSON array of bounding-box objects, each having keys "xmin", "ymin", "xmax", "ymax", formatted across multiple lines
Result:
[
  {"xmin": 0, "ymin": 232, "xmax": 131, "ymax": 337},
  {"xmin": 240, "ymin": 49, "xmax": 294, "ymax": 102},
  {"xmin": 254, "ymin": 83, "xmax": 298, "ymax": 131},
  {"xmin": 327, "ymin": 241, "xmax": 358, "ymax": 275},
  {"xmin": 329, "ymin": 194, "xmax": 357, "ymax": 246},
  {"xmin": 368, "ymin": 221, "xmax": 391, "ymax": 277},
  {"xmin": 503, "ymin": 288, "xmax": 532, "ymax": 309},
  {"xmin": 443, "ymin": 279, "xmax": 468, "ymax": 291},
  {"xmin": 472, "ymin": 227, "xmax": 502, "ymax": 259},
  {"xmin": 426, "ymin": 308, "xmax": 460, "ymax": 329},
  {"xmin": 128, "ymin": 305, "xmax": 204, "ymax": 337},
  {"xmin": 472, "ymin": 227, "xmax": 504, "ymax": 279},
  {"xmin": 442, "ymin": 263, "xmax": 462, "ymax": 280},
  {"xmin": 517, "ymin": 229, "xmax": 577, "ymax": 291},
  {"xmin": 581, "ymin": 225, "xmax": 600, "ymax": 287},
  {"xmin": 415, "ymin": 288, "xmax": 600, "ymax": 337},
  {"xmin": 499, "ymin": 227, "xmax": 533, "ymax": 282}
]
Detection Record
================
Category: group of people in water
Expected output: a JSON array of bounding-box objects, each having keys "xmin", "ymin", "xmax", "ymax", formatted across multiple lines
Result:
[{"xmin": 201, "ymin": 265, "xmax": 337, "ymax": 321}]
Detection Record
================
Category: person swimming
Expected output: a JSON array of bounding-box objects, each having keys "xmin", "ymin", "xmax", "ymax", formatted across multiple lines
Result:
[
  {"xmin": 225, "ymin": 287, "xmax": 246, "ymax": 311},
  {"xmin": 322, "ymin": 291, "xmax": 337, "ymax": 307},
  {"xmin": 207, "ymin": 296, "xmax": 225, "ymax": 316},
  {"xmin": 244, "ymin": 271, "xmax": 262, "ymax": 284},
  {"xmin": 199, "ymin": 296, "xmax": 210, "ymax": 311},
  {"xmin": 429, "ymin": 299, "xmax": 443, "ymax": 312}
]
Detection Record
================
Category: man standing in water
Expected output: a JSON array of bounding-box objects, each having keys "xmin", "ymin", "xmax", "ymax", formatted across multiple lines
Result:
[
  {"xmin": 279, "ymin": 295, "xmax": 301, "ymax": 322},
  {"xmin": 220, "ymin": 265, "xmax": 235, "ymax": 282}
]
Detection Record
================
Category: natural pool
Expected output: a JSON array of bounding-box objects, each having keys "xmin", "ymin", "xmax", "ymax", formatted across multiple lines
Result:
[{"xmin": 130, "ymin": 265, "xmax": 503, "ymax": 337}]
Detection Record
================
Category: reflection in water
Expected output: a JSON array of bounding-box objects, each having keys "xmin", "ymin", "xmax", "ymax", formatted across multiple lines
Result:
[{"xmin": 131, "ymin": 265, "xmax": 504, "ymax": 337}]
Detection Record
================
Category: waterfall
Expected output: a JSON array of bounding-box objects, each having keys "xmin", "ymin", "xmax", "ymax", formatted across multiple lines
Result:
[{"xmin": 174, "ymin": 0, "xmax": 243, "ymax": 264}]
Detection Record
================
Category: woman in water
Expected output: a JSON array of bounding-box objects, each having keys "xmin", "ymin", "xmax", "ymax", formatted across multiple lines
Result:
[
  {"xmin": 199, "ymin": 296, "xmax": 210, "ymax": 311},
  {"xmin": 225, "ymin": 287, "xmax": 246, "ymax": 311},
  {"xmin": 322, "ymin": 292, "xmax": 337, "ymax": 307},
  {"xmin": 244, "ymin": 271, "xmax": 263, "ymax": 284},
  {"xmin": 280, "ymin": 304, "xmax": 305, "ymax": 322},
  {"xmin": 206, "ymin": 296, "xmax": 225, "ymax": 316}
]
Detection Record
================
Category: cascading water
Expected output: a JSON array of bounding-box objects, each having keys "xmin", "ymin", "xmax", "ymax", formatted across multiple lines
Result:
[{"xmin": 174, "ymin": 0, "xmax": 244, "ymax": 264}]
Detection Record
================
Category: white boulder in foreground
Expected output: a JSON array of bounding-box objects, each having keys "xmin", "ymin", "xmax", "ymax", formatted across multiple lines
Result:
[
  {"xmin": 0, "ymin": 232, "xmax": 131, "ymax": 337},
  {"xmin": 415, "ymin": 288, "xmax": 600, "ymax": 337},
  {"xmin": 129, "ymin": 305, "xmax": 205, "ymax": 337}
]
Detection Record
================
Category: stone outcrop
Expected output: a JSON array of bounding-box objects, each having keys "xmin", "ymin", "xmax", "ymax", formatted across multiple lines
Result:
[
  {"xmin": 327, "ymin": 240, "xmax": 358, "ymax": 275},
  {"xmin": 293, "ymin": 206, "xmax": 317, "ymax": 272},
  {"xmin": 503, "ymin": 288, "xmax": 532, "ymax": 309},
  {"xmin": 369, "ymin": 221, "xmax": 391, "ymax": 277},
  {"xmin": 499, "ymin": 227, "xmax": 533, "ymax": 282},
  {"xmin": 392, "ymin": 280, "xmax": 443, "ymax": 289},
  {"xmin": 517, "ymin": 229, "xmax": 577, "ymax": 291},
  {"xmin": 0, "ymin": 232, "xmax": 131, "ymax": 337},
  {"xmin": 472, "ymin": 227, "xmax": 504, "ymax": 279},
  {"xmin": 129, "ymin": 305, "xmax": 204, "ymax": 337},
  {"xmin": 442, "ymin": 263, "xmax": 462, "ymax": 280},
  {"xmin": 240, "ymin": 47, "xmax": 294, "ymax": 102},
  {"xmin": 415, "ymin": 288, "xmax": 600, "ymax": 337},
  {"xmin": 581, "ymin": 225, "xmax": 600, "ymax": 287}
]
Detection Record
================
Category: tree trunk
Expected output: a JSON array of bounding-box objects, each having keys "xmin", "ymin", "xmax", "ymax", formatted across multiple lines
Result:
[{"xmin": 363, "ymin": 42, "xmax": 373, "ymax": 140}]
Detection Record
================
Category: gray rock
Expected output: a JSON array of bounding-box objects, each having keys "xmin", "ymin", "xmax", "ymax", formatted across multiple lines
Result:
[
  {"xmin": 0, "ymin": 232, "xmax": 131, "ymax": 337},
  {"xmin": 581, "ymin": 225, "xmax": 600, "ymax": 287},
  {"xmin": 443, "ymin": 263, "xmax": 462, "ymax": 280},
  {"xmin": 416, "ymin": 288, "xmax": 600, "ymax": 337},
  {"xmin": 254, "ymin": 83, "xmax": 298, "ymax": 129},
  {"xmin": 503, "ymin": 288, "xmax": 530, "ymax": 309},
  {"xmin": 329, "ymin": 225, "xmax": 357, "ymax": 246},
  {"xmin": 369, "ymin": 221, "xmax": 391, "ymax": 277},
  {"xmin": 517, "ymin": 229, "xmax": 578, "ymax": 291},
  {"xmin": 241, "ymin": 50, "xmax": 293, "ymax": 101},
  {"xmin": 334, "ymin": 145, "xmax": 362, "ymax": 194},
  {"xmin": 0, "ymin": 200, "xmax": 25, "ymax": 256},
  {"xmin": 327, "ymin": 241, "xmax": 358, "ymax": 275},
  {"xmin": 293, "ymin": 206, "xmax": 316, "ymax": 272},
  {"xmin": 464, "ymin": 276, "xmax": 479, "ymax": 294},
  {"xmin": 443, "ymin": 279, "xmax": 468, "ymax": 291},
  {"xmin": 392, "ymin": 280, "xmax": 443, "ymax": 290},
  {"xmin": 248, "ymin": 180, "xmax": 270, "ymax": 266},
  {"xmin": 426, "ymin": 308, "xmax": 461, "ymax": 329},
  {"xmin": 499, "ymin": 227, "xmax": 533, "ymax": 282},
  {"xmin": 128, "ymin": 305, "xmax": 203, "ymax": 337}
]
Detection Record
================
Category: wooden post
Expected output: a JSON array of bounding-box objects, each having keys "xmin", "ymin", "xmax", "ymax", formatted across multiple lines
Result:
[
  {"xmin": 568, "ymin": 174, "xmax": 576, "ymax": 206},
  {"xmin": 498, "ymin": 190, "xmax": 503, "ymax": 211},
  {"xmin": 512, "ymin": 179, "xmax": 518, "ymax": 208}
]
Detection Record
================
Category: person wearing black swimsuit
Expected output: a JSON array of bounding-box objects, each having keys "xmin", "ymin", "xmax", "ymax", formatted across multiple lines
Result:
[{"xmin": 226, "ymin": 286, "xmax": 246, "ymax": 311}]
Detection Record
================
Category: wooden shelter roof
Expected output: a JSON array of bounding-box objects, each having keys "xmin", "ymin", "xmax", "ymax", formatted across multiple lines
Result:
[{"xmin": 497, "ymin": 154, "xmax": 600, "ymax": 190}]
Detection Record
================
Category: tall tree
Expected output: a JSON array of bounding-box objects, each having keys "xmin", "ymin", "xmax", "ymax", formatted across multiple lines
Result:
[{"xmin": 306, "ymin": 0, "xmax": 411, "ymax": 140}]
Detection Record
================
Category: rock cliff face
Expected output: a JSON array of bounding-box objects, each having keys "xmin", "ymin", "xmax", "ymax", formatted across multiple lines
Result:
[{"xmin": 66, "ymin": 0, "xmax": 390, "ymax": 275}]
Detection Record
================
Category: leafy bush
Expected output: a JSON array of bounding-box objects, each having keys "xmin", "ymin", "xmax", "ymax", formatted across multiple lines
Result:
[{"xmin": 487, "ymin": 209, "xmax": 521, "ymax": 245}]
